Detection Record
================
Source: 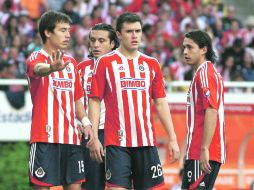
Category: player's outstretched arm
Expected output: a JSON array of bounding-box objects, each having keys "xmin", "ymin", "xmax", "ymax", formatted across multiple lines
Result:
[
  {"xmin": 154, "ymin": 97, "xmax": 180, "ymax": 164},
  {"xmin": 33, "ymin": 49, "xmax": 69, "ymax": 76},
  {"xmin": 88, "ymin": 97, "xmax": 104, "ymax": 163}
]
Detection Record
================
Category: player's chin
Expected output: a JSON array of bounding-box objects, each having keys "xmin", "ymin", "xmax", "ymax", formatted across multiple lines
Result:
[{"xmin": 60, "ymin": 43, "xmax": 69, "ymax": 49}]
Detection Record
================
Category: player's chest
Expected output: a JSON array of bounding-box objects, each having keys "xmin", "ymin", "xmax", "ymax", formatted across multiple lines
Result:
[
  {"xmin": 49, "ymin": 64, "xmax": 76, "ymax": 92},
  {"xmin": 107, "ymin": 62, "xmax": 153, "ymax": 91}
]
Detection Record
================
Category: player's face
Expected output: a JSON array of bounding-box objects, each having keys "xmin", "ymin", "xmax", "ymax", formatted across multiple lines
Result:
[
  {"xmin": 46, "ymin": 22, "xmax": 71, "ymax": 50},
  {"xmin": 182, "ymin": 37, "xmax": 206, "ymax": 67},
  {"xmin": 89, "ymin": 30, "xmax": 115, "ymax": 58},
  {"xmin": 117, "ymin": 22, "xmax": 142, "ymax": 52}
]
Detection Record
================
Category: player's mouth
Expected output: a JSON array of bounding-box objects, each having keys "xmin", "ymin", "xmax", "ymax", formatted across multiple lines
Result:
[
  {"xmin": 93, "ymin": 50, "xmax": 100, "ymax": 54},
  {"xmin": 131, "ymin": 41, "xmax": 138, "ymax": 45}
]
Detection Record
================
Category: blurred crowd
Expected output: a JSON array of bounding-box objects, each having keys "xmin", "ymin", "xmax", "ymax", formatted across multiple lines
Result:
[{"xmin": 1, "ymin": 0, "xmax": 254, "ymax": 94}]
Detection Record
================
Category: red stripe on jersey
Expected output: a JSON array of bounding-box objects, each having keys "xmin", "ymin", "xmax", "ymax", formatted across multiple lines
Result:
[
  {"xmin": 141, "ymin": 74, "xmax": 150, "ymax": 146},
  {"xmin": 68, "ymin": 71, "xmax": 77, "ymax": 144},
  {"xmin": 119, "ymin": 64, "xmax": 131, "ymax": 147},
  {"xmin": 51, "ymin": 72, "xmax": 59, "ymax": 143},
  {"xmin": 57, "ymin": 71, "xmax": 69, "ymax": 144}
]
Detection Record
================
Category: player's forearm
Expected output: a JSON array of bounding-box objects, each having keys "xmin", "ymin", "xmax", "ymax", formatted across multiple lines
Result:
[
  {"xmin": 34, "ymin": 63, "xmax": 53, "ymax": 76},
  {"xmin": 201, "ymin": 107, "xmax": 217, "ymax": 150},
  {"xmin": 75, "ymin": 99, "xmax": 87, "ymax": 121},
  {"xmin": 88, "ymin": 98, "xmax": 101, "ymax": 139},
  {"xmin": 155, "ymin": 98, "xmax": 177, "ymax": 141}
]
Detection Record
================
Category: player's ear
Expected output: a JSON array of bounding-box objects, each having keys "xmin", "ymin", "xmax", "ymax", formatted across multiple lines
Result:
[
  {"xmin": 44, "ymin": 30, "xmax": 51, "ymax": 38},
  {"xmin": 110, "ymin": 40, "xmax": 115, "ymax": 49},
  {"xmin": 202, "ymin": 46, "xmax": 207, "ymax": 55},
  {"xmin": 116, "ymin": 31, "xmax": 122, "ymax": 40}
]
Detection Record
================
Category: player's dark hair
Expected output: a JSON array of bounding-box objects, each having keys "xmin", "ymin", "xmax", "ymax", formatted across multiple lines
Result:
[
  {"xmin": 91, "ymin": 23, "xmax": 119, "ymax": 50},
  {"xmin": 116, "ymin": 12, "xmax": 143, "ymax": 32},
  {"xmin": 38, "ymin": 10, "xmax": 72, "ymax": 44},
  {"xmin": 88, "ymin": 23, "xmax": 119, "ymax": 58},
  {"xmin": 185, "ymin": 30, "xmax": 217, "ymax": 63}
]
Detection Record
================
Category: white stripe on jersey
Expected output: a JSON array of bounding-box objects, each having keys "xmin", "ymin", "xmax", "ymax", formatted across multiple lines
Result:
[
  {"xmin": 143, "ymin": 61, "xmax": 154, "ymax": 146},
  {"xmin": 48, "ymin": 74, "xmax": 54, "ymax": 143},
  {"xmin": 106, "ymin": 68, "xmax": 112, "ymax": 92},
  {"xmin": 112, "ymin": 60, "xmax": 126, "ymax": 146},
  {"xmin": 134, "ymin": 59, "xmax": 148, "ymax": 146},
  {"xmin": 186, "ymin": 82, "xmax": 195, "ymax": 159}
]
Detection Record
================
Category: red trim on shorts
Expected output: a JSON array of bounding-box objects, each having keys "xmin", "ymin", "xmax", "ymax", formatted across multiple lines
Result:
[
  {"xmin": 106, "ymin": 182, "xmax": 125, "ymax": 188},
  {"xmin": 148, "ymin": 181, "xmax": 165, "ymax": 190},
  {"xmin": 189, "ymin": 173, "xmax": 205, "ymax": 190},
  {"xmin": 30, "ymin": 174, "xmax": 53, "ymax": 186},
  {"xmin": 73, "ymin": 178, "xmax": 86, "ymax": 184}
]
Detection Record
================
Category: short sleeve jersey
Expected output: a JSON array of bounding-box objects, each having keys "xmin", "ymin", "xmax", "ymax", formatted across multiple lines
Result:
[
  {"xmin": 26, "ymin": 49, "xmax": 84, "ymax": 145},
  {"xmin": 89, "ymin": 50, "xmax": 166, "ymax": 147},
  {"xmin": 78, "ymin": 59, "xmax": 105, "ymax": 129},
  {"xmin": 186, "ymin": 61, "xmax": 226, "ymax": 164}
]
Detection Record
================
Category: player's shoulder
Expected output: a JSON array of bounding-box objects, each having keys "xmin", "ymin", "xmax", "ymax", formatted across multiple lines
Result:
[
  {"xmin": 27, "ymin": 50, "xmax": 43, "ymax": 62},
  {"xmin": 62, "ymin": 54, "xmax": 78, "ymax": 66},
  {"xmin": 139, "ymin": 52, "xmax": 159, "ymax": 64},
  {"xmin": 97, "ymin": 50, "xmax": 118, "ymax": 63},
  {"xmin": 78, "ymin": 58, "xmax": 94, "ymax": 69},
  {"xmin": 63, "ymin": 54, "xmax": 76, "ymax": 62}
]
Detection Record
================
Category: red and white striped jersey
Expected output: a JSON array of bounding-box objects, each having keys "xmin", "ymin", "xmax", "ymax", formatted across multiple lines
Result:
[
  {"xmin": 78, "ymin": 59, "xmax": 105, "ymax": 129},
  {"xmin": 89, "ymin": 50, "xmax": 166, "ymax": 147},
  {"xmin": 186, "ymin": 61, "xmax": 226, "ymax": 164},
  {"xmin": 26, "ymin": 49, "xmax": 84, "ymax": 145}
]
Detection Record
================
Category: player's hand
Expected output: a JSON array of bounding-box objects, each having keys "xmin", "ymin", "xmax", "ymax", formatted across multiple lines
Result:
[
  {"xmin": 200, "ymin": 147, "xmax": 211, "ymax": 174},
  {"xmin": 49, "ymin": 49, "xmax": 69, "ymax": 72},
  {"xmin": 88, "ymin": 138, "xmax": 104, "ymax": 163},
  {"xmin": 80, "ymin": 125, "xmax": 94, "ymax": 145},
  {"xmin": 168, "ymin": 139, "xmax": 180, "ymax": 164}
]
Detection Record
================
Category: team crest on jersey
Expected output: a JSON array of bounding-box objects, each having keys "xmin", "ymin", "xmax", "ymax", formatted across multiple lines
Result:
[
  {"xmin": 203, "ymin": 87, "xmax": 210, "ymax": 98},
  {"xmin": 65, "ymin": 64, "xmax": 71, "ymax": 72},
  {"xmin": 35, "ymin": 167, "xmax": 45, "ymax": 178},
  {"xmin": 105, "ymin": 169, "xmax": 111, "ymax": 180},
  {"xmin": 118, "ymin": 65, "xmax": 125, "ymax": 72},
  {"xmin": 138, "ymin": 64, "xmax": 145, "ymax": 72}
]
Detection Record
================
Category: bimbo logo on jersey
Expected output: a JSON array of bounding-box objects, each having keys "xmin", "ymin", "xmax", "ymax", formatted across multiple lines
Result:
[
  {"xmin": 52, "ymin": 78, "xmax": 73, "ymax": 91},
  {"xmin": 120, "ymin": 77, "xmax": 146, "ymax": 90}
]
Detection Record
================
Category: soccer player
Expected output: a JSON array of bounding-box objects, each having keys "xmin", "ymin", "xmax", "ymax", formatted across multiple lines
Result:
[
  {"xmin": 78, "ymin": 23, "xmax": 119, "ymax": 190},
  {"xmin": 181, "ymin": 30, "xmax": 226, "ymax": 190},
  {"xmin": 88, "ymin": 12, "xmax": 180, "ymax": 190},
  {"xmin": 26, "ymin": 11, "xmax": 93, "ymax": 190}
]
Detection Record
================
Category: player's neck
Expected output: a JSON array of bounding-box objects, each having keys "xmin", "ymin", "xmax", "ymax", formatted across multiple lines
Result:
[
  {"xmin": 118, "ymin": 46, "xmax": 138, "ymax": 59},
  {"xmin": 194, "ymin": 58, "xmax": 207, "ymax": 71},
  {"xmin": 42, "ymin": 43, "xmax": 61, "ymax": 56}
]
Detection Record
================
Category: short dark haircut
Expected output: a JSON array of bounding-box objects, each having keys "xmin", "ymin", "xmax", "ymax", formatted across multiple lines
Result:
[
  {"xmin": 185, "ymin": 30, "xmax": 217, "ymax": 63},
  {"xmin": 38, "ymin": 10, "xmax": 72, "ymax": 44},
  {"xmin": 88, "ymin": 23, "xmax": 119, "ymax": 58},
  {"xmin": 116, "ymin": 12, "xmax": 143, "ymax": 32}
]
